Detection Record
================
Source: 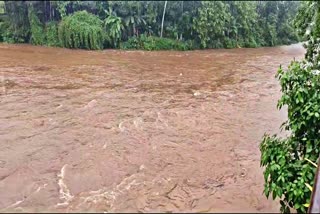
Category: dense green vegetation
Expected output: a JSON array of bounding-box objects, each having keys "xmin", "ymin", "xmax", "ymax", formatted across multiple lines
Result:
[
  {"xmin": 58, "ymin": 11, "xmax": 104, "ymax": 50},
  {"xmin": 120, "ymin": 34, "xmax": 192, "ymax": 51},
  {"xmin": 260, "ymin": 1, "xmax": 320, "ymax": 213},
  {"xmin": 0, "ymin": 1, "xmax": 300, "ymax": 50}
]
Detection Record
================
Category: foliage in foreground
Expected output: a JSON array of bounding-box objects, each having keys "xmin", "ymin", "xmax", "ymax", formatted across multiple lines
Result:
[
  {"xmin": 260, "ymin": 62, "xmax": 320, "ymax": 213},
  {"xmin": 260, "ymin": 1, "xmax": 320, "ymax": 213}
]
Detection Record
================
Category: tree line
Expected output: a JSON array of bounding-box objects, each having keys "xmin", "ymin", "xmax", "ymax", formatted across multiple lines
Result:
[{"xmin": 0, "ymin": 1, "xmax": 301, "ymax": 50}]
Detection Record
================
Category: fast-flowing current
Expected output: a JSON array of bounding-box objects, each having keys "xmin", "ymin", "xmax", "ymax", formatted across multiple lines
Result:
[{"xmin": 0, "ymin": 43, "xmax": 305, "ymax": 212}]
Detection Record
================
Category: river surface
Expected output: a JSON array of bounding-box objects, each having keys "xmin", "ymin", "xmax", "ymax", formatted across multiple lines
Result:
[{"xmin": 0, "ymin": 43, "xmax": 305, "ymax": 212}]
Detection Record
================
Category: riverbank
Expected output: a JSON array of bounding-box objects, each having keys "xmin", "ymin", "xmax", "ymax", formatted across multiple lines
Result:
[{"xmin": 0, "ymin": 41, "xmax": 305, "ymax": 53}]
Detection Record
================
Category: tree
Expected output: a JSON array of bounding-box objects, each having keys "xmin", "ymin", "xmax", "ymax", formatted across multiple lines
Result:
[
  {"xmin": 260, "ymin": 1, "xmax": 320, "ymax": 213},
  {"xmin": 3, "ymin": 1, "xmax": 30, "ymax": 43},
  {"xmin": 227, "ymin": 1, "xmax": 259, "ymax": 48},
  {"xmin": 104, "ymin": 7, "xmax": 124, "ymax": 48},
  {"xmin": 142, "ymin": 1, "xmax": 160, "ymax": 36},
  {"xmin": 193, "ymin": 1, "xmax": 231, "ymax": 48},
  {"xmin": 160, "ymin": 0, "xmax": 167, "ymax": 38},
  {"xmin": 28, "ymin": 5, "xmax": 46, "ymax": 45}
]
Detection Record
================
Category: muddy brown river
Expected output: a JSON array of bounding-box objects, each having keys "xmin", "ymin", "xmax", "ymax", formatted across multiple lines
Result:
[{"xmin": 0, "ymin": 43, "xmax": 305, "ymax": 212}]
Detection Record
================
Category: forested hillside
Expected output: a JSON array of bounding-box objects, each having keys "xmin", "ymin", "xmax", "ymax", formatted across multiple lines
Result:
[{"xmin": 0, "ymin": 1, "xmax": 301, "ymax": 50}]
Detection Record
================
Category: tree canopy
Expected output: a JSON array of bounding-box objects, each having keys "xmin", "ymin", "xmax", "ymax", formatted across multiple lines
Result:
[{"xmin": 0, "ymin": 1, "xmax": 301, "ymax": 50}]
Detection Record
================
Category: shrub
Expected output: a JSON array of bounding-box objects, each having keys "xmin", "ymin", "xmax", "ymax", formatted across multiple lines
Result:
[
  {"xmin": 45, "ymin": 21, "xmax": 59, "ymax": 47},
  {"xmin": 120, "ymin": 35, "xmax": 140, "ymax": 49},
  {"xmin": 1, "ymin": 24, "xmax": 29, "ymax": 43},
  {"xmin": 0, "ymin": 16, "xmax": 29, "ymax": 44},
  {"xmin": 260, "ymin": 61, "xmax": 320, "ymax": 213},
  {"xmin": 0, "ymin": 20, "xmax": 8, "ymax": 42},
  {"xmin": 244, "ymin": 37, "xmax": 258, "ymax": 48},
  {"xmin": 120, "ymin": 34, "xmax": 192, "ymax": 51},
  {"xmin": 224, "ymin": 38, "xmax": 237, "ymax": 49},
  {"xmin": 58, "ymin": 11, "xmax": 104, "ymax": 50},
  {"xmin": 1, "ymin": 1, "xmax": 30, "ymax": 43},
  {"xmin": 260, "ymin": 2, "xmax": 320, "ymax": 213}
]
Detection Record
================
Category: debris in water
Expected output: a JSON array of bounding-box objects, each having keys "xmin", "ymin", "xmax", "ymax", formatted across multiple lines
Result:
[
  {"xmin": 193, "ymin": 91, "xmax": 201, "ymax": 97},
  {"xmin": 240, "ymin": 168, "xmax": 247, "ymax": 177},
  {"xmin": 36, "ymin": 184, "xmax": 48, "ymax": 193}
]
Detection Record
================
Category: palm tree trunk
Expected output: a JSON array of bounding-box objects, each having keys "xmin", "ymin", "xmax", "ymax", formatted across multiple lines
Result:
[
  {"xmin": 160, "ymin": 1, "xmax": 167, "ymax": 38},
  {"xmin": 49, "ymin": 1, "xmax": 51, "ymax": 21}
]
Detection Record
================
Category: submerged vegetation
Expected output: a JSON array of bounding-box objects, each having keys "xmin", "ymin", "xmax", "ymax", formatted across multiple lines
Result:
[
  {"xmin": 0, "ymin": 1, "xmax": 300, "ymax": 50},
  {"xmin": 260, "ymin": 1, "xmax": 320, "ymax": 213}
]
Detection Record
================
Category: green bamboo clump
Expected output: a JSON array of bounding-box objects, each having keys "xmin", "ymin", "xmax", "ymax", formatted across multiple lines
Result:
[{"xmin": 58, "ymin": 11, "xmax": 104, "ymax": 50}]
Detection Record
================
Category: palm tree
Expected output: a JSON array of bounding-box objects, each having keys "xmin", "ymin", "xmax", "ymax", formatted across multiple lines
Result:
[
  {"xmin": 160, "ymin": 1, "xmax": 167, "ymax": 38},
  {"xmin": 124, "ymin": 13, "xmax": 146, "ymax": 37}
]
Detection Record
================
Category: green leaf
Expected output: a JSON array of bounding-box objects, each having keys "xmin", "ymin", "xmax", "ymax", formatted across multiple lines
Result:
[{"xmin": 272, "ymin": 190, "xmax": 277, "ymax": 200}]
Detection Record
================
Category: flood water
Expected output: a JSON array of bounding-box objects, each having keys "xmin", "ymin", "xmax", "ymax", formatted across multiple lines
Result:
[{"xmin": 0, "ymin": 43, "xmax": 305, "ymax": 212}]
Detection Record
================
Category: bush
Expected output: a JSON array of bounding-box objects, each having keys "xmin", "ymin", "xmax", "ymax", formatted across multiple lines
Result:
[
  {"xmin": 260, "ymin": 2, "xmax": 320, "ymax": 213},
  {"xmin": 120, "ymin": 34, "xmax": 192, "ymax": 51},
  {"xmin": 45, "ymin": 21, "xmax": 59, "ymax": 47},
  {"xmin": 0, "ymin": 16, "xmax": 29, "ymax": 44},
  {"xmin": 244, "ymin": 37, "xmax": 258, "ymax": 48},
  {"xmin": 1, "ymin": 1, "xmax": 30, "ymax": 43},
  {"xmin": 120, "ymin": 35, "xmax": 140, "ymax": 49},
  {"xmin": 0, "ymin": 20, "xmax": 7, "ymax": 42},
  {"xmin": 1, "ymin": 24, "xmax": 29, "ymax": 43},
  {"xmin": 28, "ymin": 7, "xmax": 45, "ymax": 45},
  {"xmin": 224, "ymin": 38, "xmax": 237, "ymax": 49},
  {"xmin": 260, "ymin": 61, "xmax": 320, "ymax": 213},
  {"xmin": 58, "ymin": 11, "xmax": 104, "ymax": 50}
]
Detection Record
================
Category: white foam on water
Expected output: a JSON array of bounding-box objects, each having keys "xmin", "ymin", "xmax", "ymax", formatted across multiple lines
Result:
[
  {"xmin": 36, "ymin": 183, "xmax": 48, "ymax": 193},
  {"xmin": 56, "ymin": 164, "xmax": 74, "ymax": 207},
  {"xmin": 1, "ymin": 75, "xmax": 6, "ymax": 95},
  {"xmin": 83, "ymin": 99, "xmax": 97, "ymax": 109},
  {"xmin": 133, "ymin": 117, "xmax": 144, "ymax": 130},
  {"xmin": 156, "ymin": 112, "xmax": 169, "ymax": 127},
  {"xmin": 78, "ymin": 173, "xmax": 144, "ymax": 211},
  {"xmin": 118, "ymin": 121, "xmax": 125, "ymax": 132},
  {"xmin": 3, "ymin": 200, "xmax": 23, "ymax": 211}
]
